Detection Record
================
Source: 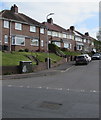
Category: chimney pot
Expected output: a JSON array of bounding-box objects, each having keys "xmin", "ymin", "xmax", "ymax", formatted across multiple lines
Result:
[
  {"xmin": 85, "ymin": 32, "xmax": 89, "ymax": 36},
  {"xmin": 70, "ymin": 26, "xmax": 75, "ymax": 31},
  {"xmin": 11, "ymin": 4, "xmax": 18, "ymax": 13}
]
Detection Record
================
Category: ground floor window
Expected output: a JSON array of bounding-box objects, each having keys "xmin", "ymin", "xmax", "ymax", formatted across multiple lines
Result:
[
  {"xmin": 53, "ymin": 42, "xmax": 61, "ymax": 47},
  {"xmin": 64, "ymin": 42, "xmax": 72, "ymax": 49},
  {"xmin": 4, "ymin": 35, "xmax": 8, "ymax": 43},
  {"xmin": 77, "ymin": 45, "xmax": 83, "ymax": 50},
  {"xmin": 31, "ymin": 38, "xmax": 39, "ymax": 46},
  {"xmin": 64, "ymin": 43, "xmax": 69, "ymax": 48},
  {"xmin": 12, "ymin": 36, "xmax": 25, "ymax": 46},
  {"xmin": 41, "ymin": 40, "xmax": 44, "ymax": 47}
]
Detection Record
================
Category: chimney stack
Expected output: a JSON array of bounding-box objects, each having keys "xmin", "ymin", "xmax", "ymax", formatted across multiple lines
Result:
[
  {"xmin": 85, "ymin": 32, "xmax": 89, "ymax": 36},
  {"xmin": 11, "ymin": 4, "xmax": 18, "ymax": 13},
  {"xmin": 47, "ymin": 18, "xmax": 53, "ymax": 24},
  {"xmin": 70, "ymin": 26, "xmax": 75, "ymax": 31}
]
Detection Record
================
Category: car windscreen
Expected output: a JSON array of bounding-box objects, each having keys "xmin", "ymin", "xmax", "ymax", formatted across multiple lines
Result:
[{"xmin": 76, "ymin": 56, "xmax": 84, "ymax": 59}]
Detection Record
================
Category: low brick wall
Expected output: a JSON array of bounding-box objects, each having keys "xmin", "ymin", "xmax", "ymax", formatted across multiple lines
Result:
[
  {"xmin": 2, "ymin": 66, "xmax": 20, "ymax": 75},
  {"xmin": 51, "ymin": 58, "xmax": 66, "ymax": 68},
  {"xmin": 2, "ymin": 58, "xmax": 70, "ymax": 75},
  {"xmin": 32, "ymin": 62, "xmax": 47, "ymax": 72}
]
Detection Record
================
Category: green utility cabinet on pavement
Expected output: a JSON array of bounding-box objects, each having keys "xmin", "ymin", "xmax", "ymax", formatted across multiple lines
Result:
[{"xmin": 19, "ymin": 61, "xmax": 32, "ymax": 73}]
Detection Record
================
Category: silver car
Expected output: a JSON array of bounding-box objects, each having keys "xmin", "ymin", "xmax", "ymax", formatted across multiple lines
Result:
[{"xmin": 92, "ymin": 53, "xmax": 101, "ymax": 60}]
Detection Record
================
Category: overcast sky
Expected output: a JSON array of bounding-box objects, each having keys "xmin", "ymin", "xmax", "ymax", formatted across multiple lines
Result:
[{"xmin": 0, "ymin": 0, "xmax": 101, "ymax": 39}]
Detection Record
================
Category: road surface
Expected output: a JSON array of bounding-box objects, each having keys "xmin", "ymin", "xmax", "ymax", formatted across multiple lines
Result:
[{"xmin": 2, "ymin": 60, "xmax": 100, "ymax": 118}]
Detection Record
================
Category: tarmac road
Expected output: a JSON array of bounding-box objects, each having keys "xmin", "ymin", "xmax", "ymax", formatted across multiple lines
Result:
[{"xmin": 2, "ymin": 60, "xmax": 100, "ymax": 118}]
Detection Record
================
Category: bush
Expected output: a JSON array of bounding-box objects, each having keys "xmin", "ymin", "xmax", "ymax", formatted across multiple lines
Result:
[
  {"xmin": 18, "ymin": 49, "xmax": 24, "ymax": 52},
  {"xmin": 24, "ymin": 48, "xmax": 29, "ymax": 52}
]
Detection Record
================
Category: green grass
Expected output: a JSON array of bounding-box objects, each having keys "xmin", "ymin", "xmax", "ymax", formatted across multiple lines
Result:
[
  {"xmin": 63, "ymin": 51, "xmax": 81, "ymax": 56},
  {"xmin": 2, "ymin": 51, "xmax": 62, "ymax": 66}
]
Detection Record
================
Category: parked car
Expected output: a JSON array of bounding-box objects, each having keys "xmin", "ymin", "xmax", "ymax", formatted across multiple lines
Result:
[
  {"xmin": 82, "ymin": 54, "xmax": 91, "ymax": 62},
  {"xmin": 75, "ymin": 55, "xmax": 89, "ymax": 65},
  {"xmin": 92, "ymin": 53, "xmax": 101, "ymax": 60}
]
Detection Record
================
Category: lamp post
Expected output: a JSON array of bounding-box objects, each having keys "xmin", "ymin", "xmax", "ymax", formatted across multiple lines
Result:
[{"xmin": 46, "ymin": 13, "xmax": 54, "ymax": 69}]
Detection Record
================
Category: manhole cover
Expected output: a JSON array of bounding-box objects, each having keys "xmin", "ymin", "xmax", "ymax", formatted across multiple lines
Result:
[{"xmin": 39, "ymin": 101, "xmax": 62, "ymax": 110}]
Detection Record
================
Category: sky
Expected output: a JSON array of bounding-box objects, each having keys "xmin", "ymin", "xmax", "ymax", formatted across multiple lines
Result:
[{"xmin": 0, "ymin": 0, "xmax": 101, "ymax": 39}]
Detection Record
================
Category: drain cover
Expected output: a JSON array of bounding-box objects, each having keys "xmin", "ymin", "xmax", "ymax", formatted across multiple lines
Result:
[{"xmin": 39, "ymin": 101, "xmax": 62, "ymax": 110}]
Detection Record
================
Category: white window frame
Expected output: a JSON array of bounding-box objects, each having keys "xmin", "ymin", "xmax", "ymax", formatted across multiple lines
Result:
[
  {"xmin": 53, "ymin": 42, "xmax": 61, "ymax": 47},
  {"xmin": 77, "ymin": 45, "xmax": 82, "ymax": 50},
  {"xmin": 69, "ymin": 43, "xmax": 72, "ymax": 49},
  {"xmin": 63, "ymin": 34, "xmax": 67, "ymax": 38},
  {"xmin": 48, "ymin": 31, "xmax": 52, "ymax": 36},
  {"xmin": 75, "ymin": 36, "xmax": 82, "ymax": 42},
  {"xmin": 59, "ymin": 33, "xmax": 62, "ymax": 38},
  {"xmin": 70, "ymin": 35, "xmax": 74, "ymax": 40},
  {"xmin": 12, "ymin": 36, "xmax": 25, "ymax": 46},
  {"xmin": 52, "ymin": 31, "xmax": 58, "ymax": 37},
  {"xmin": 64, "ymin": 43, "xmax": 69, "ymax": 48},
  {"xmin": 92, "ymin": 42, "xmax": 94, "ymax": 46},
  {"xmin": 88, "ymin": 40, "xmax": 90, "ymax": 44},
  {"xmin": 30, "ymin": 26, "xmax": 36, "ymax": 32},
  {"xmin": 4, "ymin": 35, "xmax": 8, "ymax": 43},
  {"xmin": 4, "ymin": 20, "xmax": 9, "ymax": 28},
  {"xmin": 84, "ymin": 39, "xmax": 86, "ymax": 43},
  {"xmin": 67, "ymin": 34, "xmax": 70, "ymax": 39},
  {"xmin": 31, "ymin": 38, "xmax": 39, "ymax": 46},
  {"xmin": 41, "ymin": 40, "xmax": 44, "ymax": 47},
  {"xmin": 40, "ymin": 28, "xmax": 44, "ymax": 34},
  {"xmin": 15, "ymin": 23, "xmax": 22, "ymax": 30}
]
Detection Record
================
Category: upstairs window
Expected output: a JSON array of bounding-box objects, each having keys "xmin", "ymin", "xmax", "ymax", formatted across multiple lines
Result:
[
  {"xmin": 63, "ymin": 34, "xmax": 67, "ymax": 38},
  {"xmin": 30, "ymin": 26, "xmax": 36, "ymax": 32},
  {"xmin": 15, "ymin": 23, "xmax": 22, "ymax": 30},
  {"xmin": 40, "ymin": 28, "xmax": 44, "ymax": 34},
  {"xmin": 59, "ymin": 33, "xmax": 62, "ymax": 38},
  {"xmin": 4, "ymin": 20, "xmax": 9, "ymax": 28},
  {"xmin": 84, "ymin": 39, "xmax": 86, "ymax": 43},
  {"xmin": 92, "ymin": 42, "xmax": 94, "ymax": 46},
  {"xmin": 48, "ymin": 31, "xmax": 52, "ymax": 36},
  {"xmin": 70, "ymin": 35, "xmax": 74, "ymax": 40},
  {"xmin": 88, "ymin": 40, "xmax": 90, "ymax": 44},
  {"xmin": 75, "ymin": 37, "xmax": 82, "ymax": 42},
  {"xmin": 52, "ymin": 31, "xmax": 58, "ymax": 37}
]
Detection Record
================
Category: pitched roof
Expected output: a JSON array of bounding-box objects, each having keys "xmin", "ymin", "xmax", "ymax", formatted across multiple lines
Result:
[
  {"xmin": 74, "ymin": 30, "xmax": 95, "ymax": 40},
  {"xmin": 0, "ymin": 9, "xmax": 45, "ymax": 27},
  {"xmin": 43, "ymin": 22, "xmax": 67, "ymax": 33}
]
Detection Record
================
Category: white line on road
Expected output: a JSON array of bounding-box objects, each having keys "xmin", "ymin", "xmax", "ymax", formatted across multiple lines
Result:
[
  {"xmin": 6, "ymin": 85, "xmax": 99, "ymax": 93},
  {"xmin": 61, "ymin": 66, "xmax": 74, "ymax": 72},
  {"xmin": 8, "ymin": 85, "xmax": 13, "ymax": 87}
]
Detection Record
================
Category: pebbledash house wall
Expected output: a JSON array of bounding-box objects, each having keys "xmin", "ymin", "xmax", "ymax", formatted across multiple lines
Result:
[{"xmin": 2, "ymin": 20, "xmax": 47, "ymax": 52}]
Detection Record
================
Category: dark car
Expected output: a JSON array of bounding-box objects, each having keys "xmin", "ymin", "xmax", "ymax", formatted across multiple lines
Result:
[
  {"xmin": 92, "ymin": 53, "xmax": 101, "ymax": 60},
  {"xmin": 75, "ymin": 55, "xmax": 89, "ymax": 65}
]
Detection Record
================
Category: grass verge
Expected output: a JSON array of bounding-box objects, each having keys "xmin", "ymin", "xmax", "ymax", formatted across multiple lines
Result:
[{"xmin": 2, "ymin": 51, "xmax": 62, "ymax": 66}]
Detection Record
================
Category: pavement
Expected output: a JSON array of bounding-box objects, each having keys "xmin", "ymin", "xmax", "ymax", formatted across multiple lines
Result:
[{"xmin": 2, "ymin": 61, "xmax": 75, "ymax": 80}]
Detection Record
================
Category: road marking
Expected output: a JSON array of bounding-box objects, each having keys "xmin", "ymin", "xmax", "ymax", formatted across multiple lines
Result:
[
  {"xmin": 8, "ymin": 85, "xmax": 12, "ymax": 87},
  {"xmin": 6, "ymin": 85, "xmax": 99, "ymax": 93},
  {"xmin": 61, "ymin": 66, "xmax": 74, "ymax": 72}
]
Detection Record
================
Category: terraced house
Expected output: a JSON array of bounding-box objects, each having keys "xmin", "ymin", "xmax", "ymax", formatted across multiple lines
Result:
[
  {"xmin": 0, "ymin": 4, "xmax": 47, "ymax": 52},
  {"xmin": 0, "ymin": 4, "xmax": 96, "ymax": 53},
  {"xmin": 43, "ymin": 18, "xmax": 75, "ymax": 51}
]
